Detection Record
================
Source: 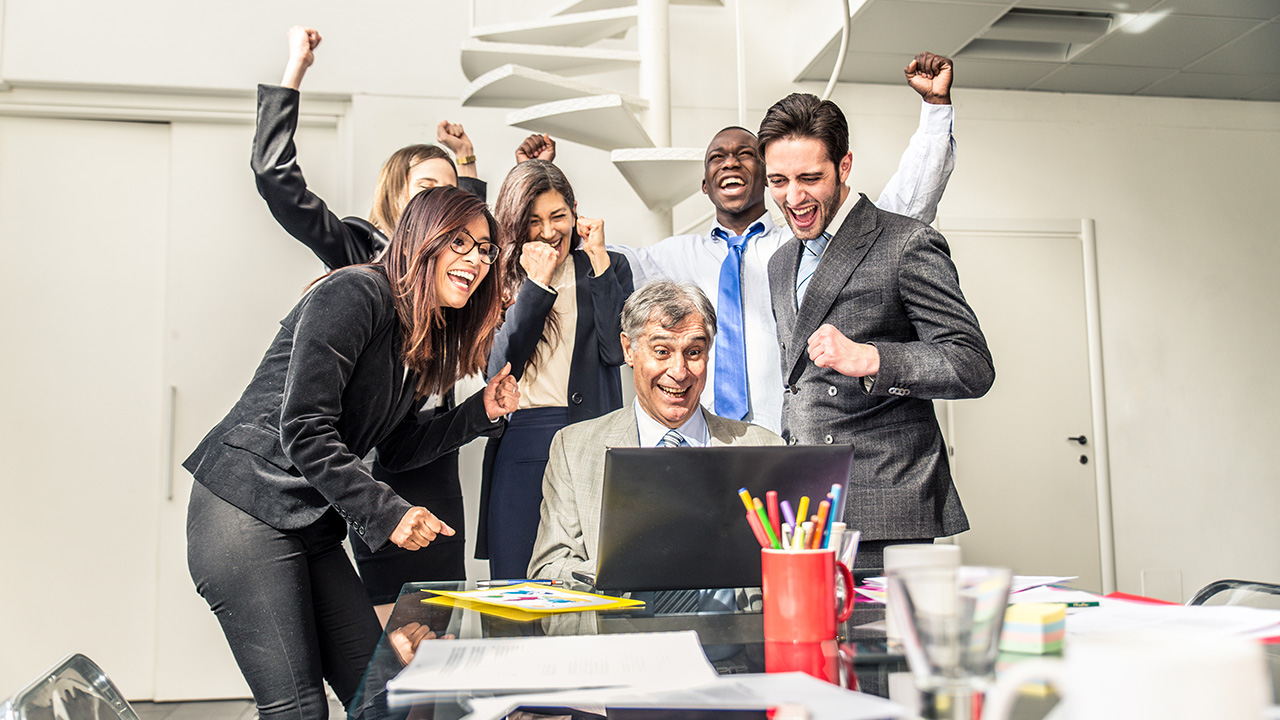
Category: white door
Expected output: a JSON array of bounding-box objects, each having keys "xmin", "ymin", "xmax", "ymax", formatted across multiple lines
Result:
[
  {"xmin": 151, "ymin": 120, "xmax": 339, "ymax": 700},
  {"xmin": 0, "ymin": 116, "xmax": 169, "ymax": 696},
  {"xmin": 939, "ymin": 219, "xmax": 1111, "ymax": 593}
]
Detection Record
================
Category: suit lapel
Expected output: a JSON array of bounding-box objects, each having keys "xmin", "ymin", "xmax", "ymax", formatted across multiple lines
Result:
[{"xmin": 785, "ymin": 195, "xmax": 882, "ymax": 384}]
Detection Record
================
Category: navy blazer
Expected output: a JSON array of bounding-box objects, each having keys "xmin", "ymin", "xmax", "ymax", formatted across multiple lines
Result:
[
  {"xmin": 486, "ymin": 248, "xmax": 633, "ymax": 421},
  {"xmin": 183, "ymin": 266, "xmax": 502, "ymax": 551}
]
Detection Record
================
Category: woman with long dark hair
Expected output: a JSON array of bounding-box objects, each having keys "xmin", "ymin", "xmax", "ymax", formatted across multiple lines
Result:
[
  {"xmin": 184, "ymin": 187, "xmax": 518, "ymax": 719},
  {"xmin": 251, "ymin": 25, "xmax": 490, "ymax": 622},
  {"xmin": 477, "ymin": 160, "xmax": 633, "ymax": 578}
]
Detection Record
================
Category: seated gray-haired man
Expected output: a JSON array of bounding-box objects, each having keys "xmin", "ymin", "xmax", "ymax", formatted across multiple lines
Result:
[{"xmin": 528, "ymin": 279, "xmax": 782, "ymax": 583}]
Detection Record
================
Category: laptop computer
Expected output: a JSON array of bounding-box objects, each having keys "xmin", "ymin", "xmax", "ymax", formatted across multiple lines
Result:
[{"xmin": 592, "ymin": 445, "xmax": 854, "ymax": 592}]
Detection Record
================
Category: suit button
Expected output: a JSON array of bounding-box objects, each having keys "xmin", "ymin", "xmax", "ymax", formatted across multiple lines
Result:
[
  {"xmin": 570, "ymin": 393, "xmax": 583, "ymax": 405},
  {"xmin": 824, "ymin": 435, "xmax": 834, "ymax": 444},
  {"xmin": 828, "ymin": 386, "xmax": 838, "ymax": 396},
  {"xmin": 890, "ymin": 387, "xmax": 911, "ymax": 397},
  {"xmin": 789, "ymin": 384, "xmax": 799, "ymax": 395},
  {"xmin": 788, "ymin": 437, "xmax": 798, "ymax": 445}
]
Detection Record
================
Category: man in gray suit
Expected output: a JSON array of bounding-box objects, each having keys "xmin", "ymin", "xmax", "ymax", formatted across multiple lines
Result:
[
  {"xmin": 528, "ymin": 280, "xmax": 782, "ymax": 582},
  {"xmin": 760, "ymin": 93, "xmax": 994, "ymax": 568}
]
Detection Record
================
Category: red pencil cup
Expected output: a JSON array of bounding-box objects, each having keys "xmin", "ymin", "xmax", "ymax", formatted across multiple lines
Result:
[{"xmin": 761, "ymin": 548, "xmax": 855, "ymax": 684}]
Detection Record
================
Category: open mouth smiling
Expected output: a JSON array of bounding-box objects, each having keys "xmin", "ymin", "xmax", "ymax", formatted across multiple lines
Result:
[
  {"xmin": 447, "ymin": 269, "xmax": 476, "ymax": 290},
  {"xmin": 658, "ymin": 384, "xmax": 689, "ymax": 399}
]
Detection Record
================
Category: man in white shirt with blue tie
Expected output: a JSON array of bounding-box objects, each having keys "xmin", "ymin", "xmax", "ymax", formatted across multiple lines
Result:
[
  {"xmin": 615, "ymin": 52, "xmax": 956, "ymax": 434},
  {"xmin": 528, "ymin": 280, "xmax": 781, "ymax": 583}
]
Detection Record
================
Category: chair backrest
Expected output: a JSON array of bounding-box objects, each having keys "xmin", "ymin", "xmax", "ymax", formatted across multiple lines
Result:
[
  {"xmin": 0, "ymin": 654, "xmax": 140, "ymax": 720},
  {"xmin": 1187, "ymin": 579, "xmax": 1280, "ymax": 610}
]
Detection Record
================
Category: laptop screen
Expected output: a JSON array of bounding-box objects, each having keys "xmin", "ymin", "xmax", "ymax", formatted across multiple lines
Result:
[{"xmin": 594, "ymin": 445, "xmax": 854, "ymax": 592}]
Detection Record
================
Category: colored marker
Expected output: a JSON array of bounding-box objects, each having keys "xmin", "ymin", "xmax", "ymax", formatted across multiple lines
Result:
[
  {"xmin": 828, "ymin": 522, "xmax": 846, "ymax": 558},
  {"xmin": 744, "ymin": 510, "xmax": 771, "ymax": 548},
  {"xmin": 828, "ymin": 483, "xmax": 844, "ymax": 525},
  {"xmin": 780, "ymin": 524, "xmax": 793, "ymax": 549},
  {"xmin": 780, "ymin": 499, "xmax": 797, "ymax": 532},
  {"xmin": 737, "ymin": 487, "xmax": 756, "ymax": 514},
  {"xmin": 766, "ymin": 490, "xmax": 781, "ymax": 540},
  {"xmin": 811, "ymin": 500, "xmax": 831, "ymax": 549},
  {"xmin": 754, "ymin": 498, "xmax": 781, "ymax": 549},
  {"xmin": 800, "ymin": 521, "xmax": 814, "ymax": 551},
  {"xmin": 796, "ymin": 496, "xmax": 810, "ymax": 533}
]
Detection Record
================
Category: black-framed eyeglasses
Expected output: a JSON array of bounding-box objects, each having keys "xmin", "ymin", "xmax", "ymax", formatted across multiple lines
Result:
[{"xmin": 448, "ymin": 230, "xmax": 499, "ymax": 265}]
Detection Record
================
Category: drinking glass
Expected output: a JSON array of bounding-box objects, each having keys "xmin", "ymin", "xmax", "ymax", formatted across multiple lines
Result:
[{"xmin": 885, "ymin": 565, "xmax": 1012, "ymax": 720}]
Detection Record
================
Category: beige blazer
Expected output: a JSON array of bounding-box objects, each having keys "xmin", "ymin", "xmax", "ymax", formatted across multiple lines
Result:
[{"xmin": 527, "ymin": 404, "xmax": 783, "ymax": 581}]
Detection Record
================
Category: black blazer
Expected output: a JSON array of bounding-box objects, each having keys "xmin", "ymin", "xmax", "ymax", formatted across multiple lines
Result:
[
  {"xmin": 251, "ymin": 84, "xmax": 487, "ymax": 270},
  {"xmin": 183, "ymin": 267, "xmax": 501, "ymax": 551},
  {"xmin": 474, "ymin": 248, "xmax": 633, "ymax": 558}
]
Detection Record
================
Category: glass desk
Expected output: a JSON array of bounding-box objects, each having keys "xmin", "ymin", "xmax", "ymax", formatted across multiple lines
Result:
[{"xmin": 349, "ymin": 581, "xmax": 1278, "ymax": 720}]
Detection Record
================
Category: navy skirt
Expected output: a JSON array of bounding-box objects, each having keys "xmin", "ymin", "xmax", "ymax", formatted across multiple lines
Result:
[{"xmin": 480, "ymin": 407, "xmax": 570, "ymax": 579}]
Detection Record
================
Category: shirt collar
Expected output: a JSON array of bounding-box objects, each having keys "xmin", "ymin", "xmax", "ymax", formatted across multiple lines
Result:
[
  {"xmin": 822, "ymin": 188, "xmax": 856, "ymax": 239},
  {"xmin": 710, "ymin": 211, "xmax": 775, "ymax": 242},
  {"xmin": 634, "ymin": 403, "xmax": 710, "ymax": 448}
]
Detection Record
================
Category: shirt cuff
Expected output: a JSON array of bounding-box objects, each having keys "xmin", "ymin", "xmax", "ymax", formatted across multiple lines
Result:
[
  {"xmin": 920, "ymin": 101, "xmax": 954, "ymax": 133},
  {"xmin": 529, "ymin": 278, "xmax": 557, "ymax": 294}
]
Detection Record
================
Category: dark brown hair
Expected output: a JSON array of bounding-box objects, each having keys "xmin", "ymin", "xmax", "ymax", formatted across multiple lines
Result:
[
  {"xmin": 378, "ymin": 185, "xmax": 503, "ymax": 397},
  {"xmin": 368, "ymin": 144, "xmax": 458, "ymax": 235},
  {"xmin": 756, "ymin": 93, "xmax": 849, "ymax": 168},
  {"xmin": 493, "ymin": 159, "xmax": 579, "ymax": 374}
]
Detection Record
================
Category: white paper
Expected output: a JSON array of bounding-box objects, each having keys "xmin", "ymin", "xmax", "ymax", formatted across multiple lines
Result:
[
  {"xmin": 862, "ymin": 574, "xmax": 1077, "ymax": 594},
  {"xmin": 1065, "ymin": 600, "xmax": 1280, "ymax": 640},
  {"xmin": 386, "ymin": 630, "xmax": 718, "ymax": 696},
  {"xmin": 459, "ymin": 672, "xmax": 909, "ymax": 720}
]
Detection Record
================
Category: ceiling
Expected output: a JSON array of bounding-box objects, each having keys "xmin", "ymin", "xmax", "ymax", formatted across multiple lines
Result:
[{"xmin": 795, "ymin": 0, "xmax": 1280, "ymax": 102}]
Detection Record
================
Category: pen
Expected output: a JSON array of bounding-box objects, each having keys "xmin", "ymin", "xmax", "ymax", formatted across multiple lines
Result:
[
  {"xmin": 754, "ymin": 498, "xmax": 781, "ymax": 549},
  {"xmin": 828, "ymin": 483, "xmax": 843, "ymax": 525},
  {"xmin": 766, "ymin": 490, "xmax": 781, "ymax": 540},
  {"xmin": 737, "ymin": 487, "xmax": 756, "ymax": 514},
  {"xmin": 811, "ymin": 500, "xmax": 831, "ymax": 549},
  {"xmin": 1064, "ymin": 600, "xmax": 1100, "ymax": 608},
  {"xmin": 828, "ymin": 522, "xmax": 846, "ymax": 558},
  {"xmin": 796, "ymin": 496, "xmax": 810, "ymax": 535},
  {"xmin": 476, "ymin": 579, "xmax": 564, "ymax": 587}
]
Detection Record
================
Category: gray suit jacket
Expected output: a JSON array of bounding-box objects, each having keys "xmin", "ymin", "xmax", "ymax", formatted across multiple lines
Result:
[
  {"xmin": 767, "ymin": 194, "xmax": 994, "ymax": 542},
  {"xmin": 527, "ymin": 405, "xmax": 783, "ymax": 581}
]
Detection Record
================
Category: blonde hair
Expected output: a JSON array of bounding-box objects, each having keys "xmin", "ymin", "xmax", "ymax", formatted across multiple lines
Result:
[{"xmin": 368, "ymin": 144, "xmax": 457, "ymax": 235}]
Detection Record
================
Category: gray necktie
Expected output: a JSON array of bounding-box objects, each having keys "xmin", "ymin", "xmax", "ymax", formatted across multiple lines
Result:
[
  {"xmin": 795, "ymin": 231, "xmax": 832, "ymax": 307},
  {"xmin": 660, "ymin": 430, "xmax": 687, "ymax": 448}
]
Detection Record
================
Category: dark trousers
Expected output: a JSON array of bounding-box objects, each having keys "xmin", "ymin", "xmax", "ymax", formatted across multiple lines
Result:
[{"xmin": 187, "ymin": 482, "xmax": 381, "ymax": 720}]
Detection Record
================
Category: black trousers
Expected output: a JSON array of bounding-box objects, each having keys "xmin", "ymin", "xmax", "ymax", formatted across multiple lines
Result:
[{"xmin": 187, "ymin": 482, "xmax": 381, "ymax": 720}]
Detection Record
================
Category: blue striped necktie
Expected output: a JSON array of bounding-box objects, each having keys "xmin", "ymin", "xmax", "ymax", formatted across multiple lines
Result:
[
  {"xmin": 712, "ymin": 223, "xmax": 764, "ymax": 421},
  {"xmin": 660, "ymin": 430, "xmax": 687, "ymax": 447},
  {"xmin": 795, "ymin": 231, "xmax": 832, "ymax": 308}
]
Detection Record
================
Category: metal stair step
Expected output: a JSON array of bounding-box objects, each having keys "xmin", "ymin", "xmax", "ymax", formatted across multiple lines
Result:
[
  {"xmin": 610, "ymin": 147, "xmax": 705, "ymax": 211},
  {"xmin": 471, "ymin": 7, "xmax": 638, "ymax": 47},
  {"xmin": 507, "ymin": 95, "xmax": 654, "ymax": 152},
  {"xmin": 550, "ymin": 0, "xmax": 724, "ymax": 16},
  {"xmin": 462, "ymin": 64, "xmax": 648, "ymax": 108},
  {"xmin": 460, "ymin": 39, "xmax": 640, "ymax": 81}
]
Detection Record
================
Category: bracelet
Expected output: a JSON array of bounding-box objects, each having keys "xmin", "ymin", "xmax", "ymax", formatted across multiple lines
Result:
[{"xmin": 455, "ymin": 154, "xmax": 476, "ymax": 166}]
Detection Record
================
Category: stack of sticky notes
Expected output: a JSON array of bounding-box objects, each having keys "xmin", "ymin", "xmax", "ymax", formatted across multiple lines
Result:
[{"xmin": 1000, "ymin": 602, "xmax": 1066, "ymax": 654}]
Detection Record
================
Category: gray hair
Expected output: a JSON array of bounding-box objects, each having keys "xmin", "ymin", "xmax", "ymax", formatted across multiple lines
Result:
[{"xmin": 620, "ymin": 279, "xmax": 717, "ymax": 342}]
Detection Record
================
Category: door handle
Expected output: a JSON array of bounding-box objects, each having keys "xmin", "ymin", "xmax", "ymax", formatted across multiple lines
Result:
[{"xmin": 1067, "ymin": 435, "xmax": 1088, "ymax": 446}]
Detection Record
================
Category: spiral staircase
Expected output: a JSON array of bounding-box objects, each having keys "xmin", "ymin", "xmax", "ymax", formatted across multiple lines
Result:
[{"xmin": 460, "ymin": 0, "xmax": 724, "ymax": 233}]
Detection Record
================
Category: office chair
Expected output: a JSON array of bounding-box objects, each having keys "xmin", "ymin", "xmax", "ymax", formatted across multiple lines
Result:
[
  {"xmin": 0, "ymin": 653, "xmax": 140, "ymax": 720},
  {"xmin": 1187, "ymin": 579, "xmax": 1280, "ymax": 610}
]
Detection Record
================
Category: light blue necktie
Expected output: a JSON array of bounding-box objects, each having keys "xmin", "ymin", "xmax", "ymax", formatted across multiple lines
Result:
[
  {"xmin": 712, "ymin": 223, "xmax": 765, "ymax": 421},
  {"xmin": 660, "ymin": 430, "xmax": 687, "ymax": 447},
  {"xmin": 795, "ymin": 231, "xmax": 832, "ymax": 308}
]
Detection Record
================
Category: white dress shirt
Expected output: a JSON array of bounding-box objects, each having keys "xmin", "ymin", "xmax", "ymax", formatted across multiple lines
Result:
[
  {"xmin": 613, "ymin": 102, "xmax": 955, "ymax": 434},
  {"xmin": 634, "ymin": 403, "xmax": 710, "ymax": 448}
]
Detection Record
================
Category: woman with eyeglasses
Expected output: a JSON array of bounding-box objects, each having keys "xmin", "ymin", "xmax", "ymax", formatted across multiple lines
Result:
[
  {"xmin": 251, "ymin": 25, "xmax": 490, "ymax": 623},
  {"xmin": 184, "ymin": 187, "xmax": 518, "ymax": 719},
  {"xmin": 476, "ymin": 159, "xmax": 634, "ymax": 579}
]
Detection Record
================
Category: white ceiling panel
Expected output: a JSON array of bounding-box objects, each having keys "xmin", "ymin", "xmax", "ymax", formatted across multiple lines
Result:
[
  {"xmin": 1031, "ymin": 64, "xmax": 1174, "ymax": 93},
  {"xmin": 1018, "ymin": 0, "xmax": 1161, "ymax": 11},
  {"xmin": 1184, "ymin": 22, "xmax": 1280, "ymax": 75},
  {"xmin": 792, "ymin": 0, "xmax": 1280, "ymax": 102},
  {"xmin": 953, "ymin": 58, "xmax": 1062, "ymax": 89},
  {"xmin": 1137, "ymin": 71, "xmax": 1270, "ymax": 99},
  {"xmin": 1073, "ymin": 16, "xmax": 1262, "ymax": 68},
  {"xmin": 1143, "ymin": 0, "xmax": 1280, "ymax": 21}
]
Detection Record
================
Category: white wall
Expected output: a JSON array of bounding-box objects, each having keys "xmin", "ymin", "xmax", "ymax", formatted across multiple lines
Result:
[{"xmin": 1, "ymin": 3, "xmax": 1277, "ymax": 685}]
